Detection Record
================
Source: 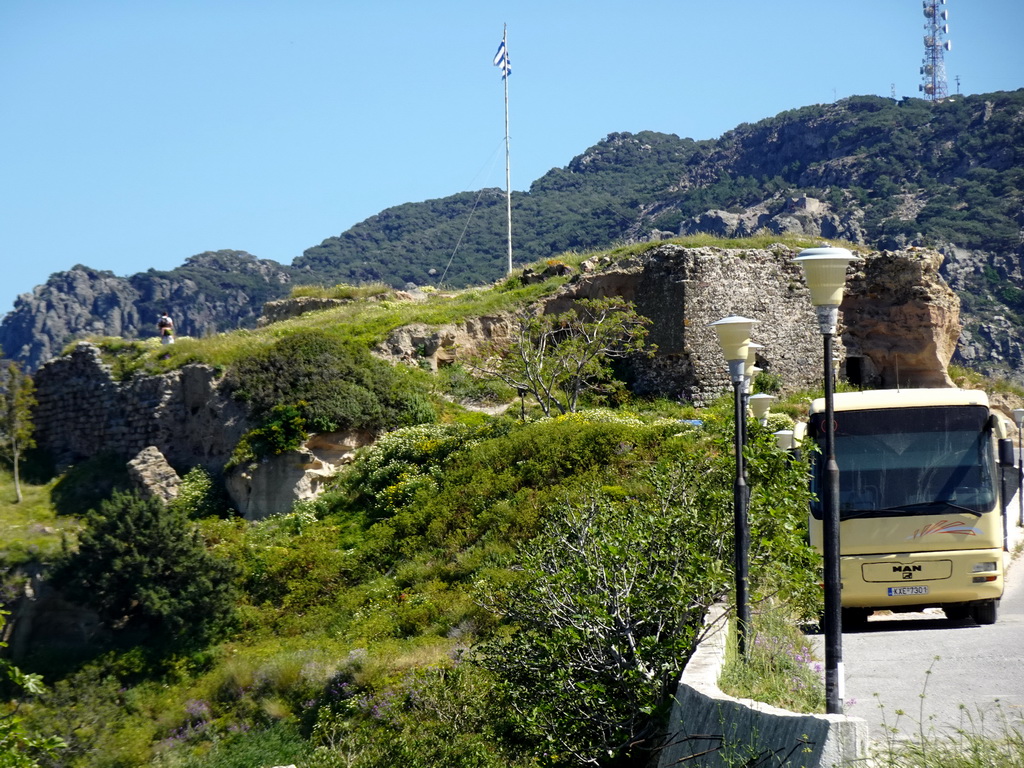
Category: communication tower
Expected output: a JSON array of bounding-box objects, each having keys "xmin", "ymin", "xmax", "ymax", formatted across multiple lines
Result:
[{"xmin": 919, "ymin": 0, "xmax": 951, "ymax": 100}]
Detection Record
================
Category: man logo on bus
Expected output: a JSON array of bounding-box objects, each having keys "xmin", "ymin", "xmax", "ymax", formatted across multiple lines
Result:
[{"xmin": 893, "ymin": 564, "xmax": 922, "ymax": 574}]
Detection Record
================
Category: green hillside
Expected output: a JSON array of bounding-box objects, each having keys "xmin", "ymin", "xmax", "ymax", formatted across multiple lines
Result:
[
  {"xmin": 4, "ymin": 90, "xmax": 1023, "ymax": 379},
  {"xmin": 0, "ymin": 242, "xmax": 827, "ymax": 768},
  {"xmin": 295, "ymin": 91, "xmax": 1024, "ymax": 290}
]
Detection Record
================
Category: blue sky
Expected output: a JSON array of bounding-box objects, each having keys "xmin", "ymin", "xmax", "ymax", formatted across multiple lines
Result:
[{"xmin": 2, "ymin": 0, "xmax": 1021, "ymax": 317}]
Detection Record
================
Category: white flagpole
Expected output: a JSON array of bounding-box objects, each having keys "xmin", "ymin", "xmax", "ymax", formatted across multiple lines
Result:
[{"xmin": 501, "ymin": 24, "xmax": 512, "ymax": 275}]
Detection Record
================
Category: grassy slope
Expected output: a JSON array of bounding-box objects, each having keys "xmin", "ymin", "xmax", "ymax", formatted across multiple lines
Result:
[
  {"xmin": 0, "ymin": 468, "xmax": 79, "ymax": 567},
  {"xmin": 3, "ymin": 235, "xmax": 844, "ymax": 767}
]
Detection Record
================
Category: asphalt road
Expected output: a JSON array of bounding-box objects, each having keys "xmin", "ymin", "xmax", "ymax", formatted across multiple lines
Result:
[{"xmin": 815, "ymin": 518, "xmax": 1024, "ymax": 744}]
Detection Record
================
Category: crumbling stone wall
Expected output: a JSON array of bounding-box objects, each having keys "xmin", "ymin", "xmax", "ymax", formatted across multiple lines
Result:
[
  {"xmin": 546, "ymin": 244, "xmax": 829, "ymax": 404},
  {"xmin": 31, "ymin": 245, "xmax": 959, "ymax": 476},
  {"xmin": 32, "ymin": 343, "xmax": 252, "ymax": 473}
]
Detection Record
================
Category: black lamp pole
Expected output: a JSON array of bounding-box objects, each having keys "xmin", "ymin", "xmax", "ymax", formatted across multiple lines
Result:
[
  {"xmin": 733, "ymin": 374, "xmax": 751, "ymax": 660},
  {"xmin": 710, "ymin": 315, "xmax": 757, "ymax": 663},
  {"xmin": 1014, "ymin": 409, "xmax": 1024, "ymax": 528},
  {"xmin": 819, "ymin": 310, "xmax": 843, "ymax": 715},
  {"xmin": 796, "ymin": 246, "xmax": 859, "ymax": 717}
]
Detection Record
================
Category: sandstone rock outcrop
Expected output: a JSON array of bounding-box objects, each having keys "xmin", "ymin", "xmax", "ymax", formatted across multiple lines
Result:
[
  {"xmin": 258, "ymin": 296, "xmax": 350, "ymax": 326},
  {"xmin": 841, "ymin": 248, "xmax": 960, "ymax": 388},
  {"xmin": 225, "ymin": 429, "xmax": 373, "ymax": 520},
  {"xmin": 375, "ymin": 315, "xmax": 516, "ymax": 371}
]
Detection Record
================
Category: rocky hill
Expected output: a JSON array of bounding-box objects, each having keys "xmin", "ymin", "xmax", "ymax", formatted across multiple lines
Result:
[
  {"xmin": 2, "ymin": 90, "xmax": 1022, "ymax": 376},
  {"xmin": 0, "ymin": 251, "xmax": 294, "ymax": 369}
]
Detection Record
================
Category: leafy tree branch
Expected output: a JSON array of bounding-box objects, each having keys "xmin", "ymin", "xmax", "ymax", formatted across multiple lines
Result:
[{"xmin": 469, "ymin": 297, "xmax": 653, "ymax": 417}]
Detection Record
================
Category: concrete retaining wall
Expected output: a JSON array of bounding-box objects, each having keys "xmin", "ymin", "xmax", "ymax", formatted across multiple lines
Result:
[{"xmin": 658, "ymin": 608, "xmax": 869, "ymax": 768}]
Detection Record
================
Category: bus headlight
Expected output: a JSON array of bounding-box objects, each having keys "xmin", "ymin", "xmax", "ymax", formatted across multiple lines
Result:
[{"xmin": 971, "ymin": 561, "xmax": 998, "ymax": 582}]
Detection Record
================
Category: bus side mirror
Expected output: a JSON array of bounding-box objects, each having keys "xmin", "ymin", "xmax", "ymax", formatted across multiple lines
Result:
[{"xmin": 997, "ymin": 438, "xmax": 1015, "ymax": 468}]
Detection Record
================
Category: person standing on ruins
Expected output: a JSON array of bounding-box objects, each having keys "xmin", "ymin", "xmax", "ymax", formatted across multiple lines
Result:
[{"xmin": 157, "ymin": 311, "xmax": 175, "ymax": 344}]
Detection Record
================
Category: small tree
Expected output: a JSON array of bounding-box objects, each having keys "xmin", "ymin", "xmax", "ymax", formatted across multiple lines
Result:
[
  {"xmin": 0, "ymin": 359, "xmax": 36, "ymax": 503},
  {"xmin": 54, "ymin": 491, "xmax": 236, "ymax": 646},
  {"xmin": 475, "ymin": 462, "xmax": 733, "ymax": 767},
  {"xmin": 470, "ymin": 297, "xmax": 653, "ymax": 417}
]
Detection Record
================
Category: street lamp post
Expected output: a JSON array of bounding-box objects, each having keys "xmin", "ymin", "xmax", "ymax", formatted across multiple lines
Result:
[
  {"xmin": 710, "ymin": 315, "xmax": 759, "ymax": 660},
  {"xmin": 1013, "ymin": 408, "xmax": 1024, "ymax": 527},
  {"xmin": 774, "ymin": 429, "xmax": 795, "ymax": 452},
  {"xmin": 794, "ymin": 246, "xmax": 860, "ymax": 715}
]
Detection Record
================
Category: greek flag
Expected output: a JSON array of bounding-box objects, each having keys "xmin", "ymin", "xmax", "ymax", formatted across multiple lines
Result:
[{"xmin": 493, "ymin": 37, "xmax": 511, "ymax": 79}]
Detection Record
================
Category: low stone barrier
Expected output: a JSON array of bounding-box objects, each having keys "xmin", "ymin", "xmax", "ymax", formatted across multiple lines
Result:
[{"xmin": 658, "ymin": 607, "xmax": 869, "ymax": 768}]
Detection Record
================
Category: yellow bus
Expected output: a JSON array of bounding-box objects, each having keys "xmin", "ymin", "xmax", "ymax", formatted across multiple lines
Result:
[{"xmin": 805, "ymin": 388, "xmax": 1015, "ymax": 626}]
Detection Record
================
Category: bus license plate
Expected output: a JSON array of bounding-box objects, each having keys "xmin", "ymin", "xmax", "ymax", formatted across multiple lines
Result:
[{"xmin": 888, "ymin": 586, "xmax": 929, "ymax": 596}]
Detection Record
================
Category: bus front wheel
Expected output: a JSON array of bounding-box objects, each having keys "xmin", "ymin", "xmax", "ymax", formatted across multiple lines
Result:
[{"xmin": 972, "ymin": 600, "xmax": 999, "ymax": 625}]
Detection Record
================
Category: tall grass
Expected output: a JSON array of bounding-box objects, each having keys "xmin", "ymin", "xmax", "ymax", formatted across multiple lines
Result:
[
  {"xmin": 717, "ymin": 603, "xmax": 825, "ymax": 713},
  {"xmin": 720, "ymin": 616, "xmax": 1024, "ymax": 767},
  {"xmin": 872, "ymin": 660, "xmax": 1024, "ymax": 768},
  {"xmin": 288, "ymin": 282, "xmax": 392, "ymax": 301}
]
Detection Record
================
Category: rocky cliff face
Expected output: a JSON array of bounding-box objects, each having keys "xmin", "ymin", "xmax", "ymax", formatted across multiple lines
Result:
[
  {"xmin": 0, "ymin": 251, "xmax": 294, "ymax": 371},
  {"xmin": 677, "ymin": 195, "xmax": 866, "ymax": 245}
]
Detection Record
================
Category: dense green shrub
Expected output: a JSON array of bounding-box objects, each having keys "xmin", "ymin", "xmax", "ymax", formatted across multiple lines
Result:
[
  {"xmin": 224, "ymin": 331, "xmax": 435, "ymax": 465},
  {"xmin": 471, "ymin": 411, "xmax": 818, "ymax": 767},
  {"xmin": 306, "ymin": 662, "xmax": 529, "ymax": 768},
  {"xmin": 224, "ymin": 329, "xmax": 435, "ymax": 433},
  {"xmin": 53, "ymin": 491, "xmax": 237, "ymax": 647},
  {"xmin": 168, "ymin": 466, "xmax": 232, "ymax": 520}
]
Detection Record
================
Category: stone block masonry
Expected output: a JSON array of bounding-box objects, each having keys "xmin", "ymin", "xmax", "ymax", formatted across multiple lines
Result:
[
  {"xmin": 32, "ymin": 343, "xmax": 253, "ymax": 474},
  {"xmin": 547, "ymin": 243, "xmax": 959, "ymax": 404},
  {"xmin": 550, "ymin": 244, "xmax": 835, "ymax": 404}
]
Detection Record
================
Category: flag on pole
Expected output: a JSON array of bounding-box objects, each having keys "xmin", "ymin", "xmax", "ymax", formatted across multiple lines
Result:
[{"xmin": 493, "ymin": 36, "xmax": 511, "ymax": 79}]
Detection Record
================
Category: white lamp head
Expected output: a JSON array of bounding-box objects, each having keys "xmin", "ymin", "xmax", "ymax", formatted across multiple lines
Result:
[
  {"xmin": 744, "ymin": 343, "xmax": 764, "ymax": 380},
  {"xmin": 749, "ymin": 393, "xmax": 775, "ymax": 422},
  {"xmin": 709, "ymin": 316, "xmax": 758, "ymax": 361},
  {"xmin": 1013, "ymin": 408, "xmax": 1024, "ymax": 428},
  {"xmin": 774, "ymin": 429, "xmax": 795, "ymax": 451},
  {"xmin": 793, "ymin": 247, "xmax": 860, "ymax": 307},
  {"xmin": 709, "ymin": 315, "xmax": 759, "ymax": 383}
]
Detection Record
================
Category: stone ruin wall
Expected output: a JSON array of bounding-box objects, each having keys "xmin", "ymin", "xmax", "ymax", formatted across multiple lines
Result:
[
  {"xmin": 31, "ymin": 244, "xmax": 961, "ymax": 482},
  {"xmin": 544, "ymin": 243, "xmax": 956, "ymax": 406},
  {"xmin": 595, "ymin": 244, "xmax": 827, "ymax": 405},
  {"xmin": 32, "ymin": 343, "xmax": 253, "ymax": 474}
]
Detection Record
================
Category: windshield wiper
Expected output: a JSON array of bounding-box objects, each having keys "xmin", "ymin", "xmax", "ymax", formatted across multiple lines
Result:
[
  {"xmin": 840, "ymin": 508, "xmax": 881, "ymax": 520},
  {"xmin": 873, "ymin": 500, "xmax": 983, "ymax": 517}
]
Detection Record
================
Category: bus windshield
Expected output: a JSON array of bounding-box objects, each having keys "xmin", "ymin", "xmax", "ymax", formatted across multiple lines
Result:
[{"xmin": 809, "ymin": 405, "xmax": 996, "ymax": 520}]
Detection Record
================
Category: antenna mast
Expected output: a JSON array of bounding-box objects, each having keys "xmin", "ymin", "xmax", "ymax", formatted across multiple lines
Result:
[{"xmin": 919, "ymin": 0, "xmax": 951, "ymax": 100}]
